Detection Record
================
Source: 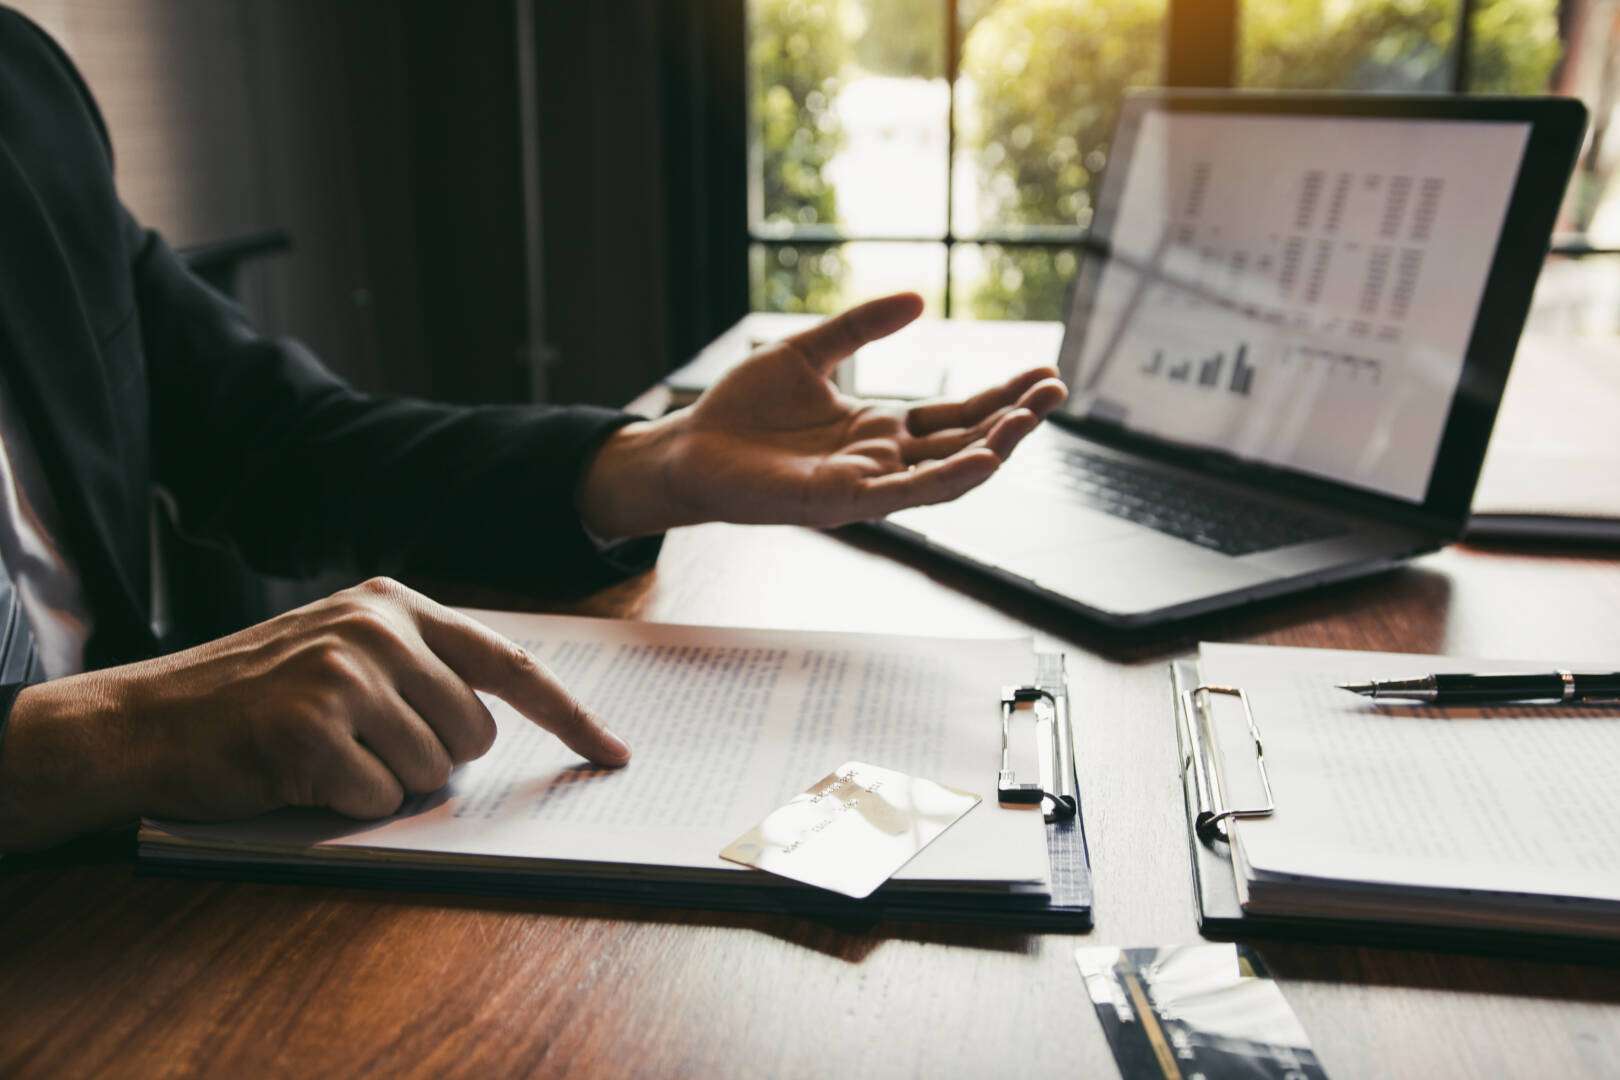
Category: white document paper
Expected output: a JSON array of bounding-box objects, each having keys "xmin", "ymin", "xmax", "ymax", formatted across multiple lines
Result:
[
  {"xmin": 1473, "ymin": 334, "xmax": 1620, "ymax": 520},
  {"xmin": 1198, "ymin": 643, "xmax": 1620, "ymax": 902},
  {"xmin": 150, "ymin": 612, "xmax": 1050, "ymax": 888}
]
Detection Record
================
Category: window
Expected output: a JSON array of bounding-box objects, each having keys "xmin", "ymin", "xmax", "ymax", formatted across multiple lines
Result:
[
  {"xmin": 747, "ymin": 0, "xmax": 1165, "ymax": 319},
  {"xmin": 747, "ymin": 0, "xmax": 1620, "ymax": 332}
]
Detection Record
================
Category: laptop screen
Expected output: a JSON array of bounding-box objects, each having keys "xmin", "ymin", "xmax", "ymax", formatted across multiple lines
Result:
[{"xmin": 1057, "ymin": 103, "xmax": 1533, "ymax": 505}]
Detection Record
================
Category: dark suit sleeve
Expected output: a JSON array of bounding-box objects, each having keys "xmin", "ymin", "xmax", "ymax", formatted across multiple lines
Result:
[
  {"xmin": 128, "ymin": 213, "xmax": 663, "ymax": 592},
  {"xmin": 5, "ymin": 6, "xmax": 662, "ymax": 602}
]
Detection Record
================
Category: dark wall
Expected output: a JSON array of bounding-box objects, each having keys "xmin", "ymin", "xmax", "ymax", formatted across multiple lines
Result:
[
  {"xmin": 251, "ymin": 1, "xmax": 532, "ymax": 406},
  {"xmin": 16, "ymin": 0, "xmax": 746, "ymax": 410},
  {"xmin": 391, "ymin": 4, "xmax": 532, "ymax": 406},
  {"xmin": 13, "ymin": 0, "xmax": 435, "ymax": 397},
  {"xmin": 530, "ymin": 0, "xmax": 748, "ymax": 409}
]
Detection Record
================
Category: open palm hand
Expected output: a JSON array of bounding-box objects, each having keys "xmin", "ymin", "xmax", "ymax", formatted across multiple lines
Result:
[{"xmin": 578, "ymin": 293, "xmax": 1068, "ymax": 537}]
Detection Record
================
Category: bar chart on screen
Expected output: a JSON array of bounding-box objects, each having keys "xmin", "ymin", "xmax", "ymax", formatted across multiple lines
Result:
[
  {"xmin": 1141, "ymin": 341, "xmax": 1382, "ymax": 397},
  {"xmin": 1143, "ymin": 343, "xmax": 1257, "ymax": 394}
]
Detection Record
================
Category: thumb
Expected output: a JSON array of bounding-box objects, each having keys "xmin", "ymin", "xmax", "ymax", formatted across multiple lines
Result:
[{"xmin": 783, "ymin": 292, "xmax": 925, "ymax": 377}]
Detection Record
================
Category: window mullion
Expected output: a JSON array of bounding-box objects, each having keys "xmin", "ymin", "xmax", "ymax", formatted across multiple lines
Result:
[
  {"xmin": 1452, "ymin": 0, "xmax": 1478, "ymax": 91},
  {"xmin": 945, "ymin": 0, "xmax": 959, "ymax": 316},
  {"xmin": 1165, "ymin": 0, "xmax": 1238, "ymax": 88}
]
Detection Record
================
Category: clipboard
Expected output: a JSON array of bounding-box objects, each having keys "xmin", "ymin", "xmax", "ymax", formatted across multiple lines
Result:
[
  {"xmin": 1169, "ymin": 658, "xmax": 1620, "ymax": 959},
  {"xmin": 144, "ymin": 653, "xmax": 1093, "ymax": 930}
]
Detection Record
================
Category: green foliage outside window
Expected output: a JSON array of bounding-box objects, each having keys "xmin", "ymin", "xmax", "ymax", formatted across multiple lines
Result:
[
  {"xmin": 963, "ymin": 0, "xmax": 1562, "ymax": 320},
  {"xmin": 1462, "ymin": 0, "xmax": 1564, "ymax": 94},
  {"xmin": 749, "ymin": 0, "xmax": 847, "ymax": 312},
  {"xmin": 1243, "ymin": 0, "xmax": 1458, "ymax": 90},
  {"xmin": 750, "ymin": 0, "xmax": 1568, "ymax": 320},
  {"xmin": 958, "ymin": 0, "xmax": 1166, "ymax": 319},
  {"xmin": 1243, "ymin": 0, "xmax": 1561, "ymax": 93},
  {"xmin": 850, "ymin": 0, "xmax": 945, "ymax": 77}
]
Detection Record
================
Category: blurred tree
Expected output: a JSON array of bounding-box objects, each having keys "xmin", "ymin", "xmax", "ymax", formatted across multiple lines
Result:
[
  {"xmin": 847, "ymin": 0, "xmax": 1001, "ymax": 79},
  {"xmin": 960, "ymin": 0, "xmax": 1563, "ymax": 320},
  {"xmin": 1468, "ymin": 0, "xmax": 1562, "ymax": 95},
  {"xmin": 1243, "ymin": 0, "xmax": 1456, "ymax": 90},
  {"xmin": 747, "ymin": 0, "xmax": 1566, "ymax": 318},
  {"xmin": 958, "ymin": 0, "xmax": 1165, "ymax": 319},
  {"xmin": 851, "ymin": 0, "xmax": 943, "ymax": 76},
  {"xmin": 751, "ymin": 243, "xmax": 848, "ymax": 313},
  {"xmin": 1244, "ymin": 0, "xmax": 1560, "ymax": 92},
  {"xmin": 750, "ymin": 0, "xmax": 848, "ymax": 311}
]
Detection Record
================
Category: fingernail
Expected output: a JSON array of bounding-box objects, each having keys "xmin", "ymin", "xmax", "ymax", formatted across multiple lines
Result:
[{"xmin": 601, "ymin": 726, "xmax": 632, "ymax": 762}]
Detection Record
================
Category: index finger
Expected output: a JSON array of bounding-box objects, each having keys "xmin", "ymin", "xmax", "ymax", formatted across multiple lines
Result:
[
  {"xmin": 410, "ymin": 602, "xmax": 631, "ymax": 767},
  {"xmin": 783, "ymin": 292, "xmax": 924, "ymax": 376}
]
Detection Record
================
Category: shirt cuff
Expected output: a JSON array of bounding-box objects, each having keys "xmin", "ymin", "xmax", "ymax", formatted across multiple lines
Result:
[
  {"xmin": 0, "ymin": 680, "xmax": 26, "ymax": 764},
  {"xmin": 571, "ymin": 413, "xmax": 665, "ymax": 570}
]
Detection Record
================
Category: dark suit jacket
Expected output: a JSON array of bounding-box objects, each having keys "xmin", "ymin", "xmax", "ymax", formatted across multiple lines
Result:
[{"xmin": 0, "ymin": 8, "xmax": 659, "ymax": 713}]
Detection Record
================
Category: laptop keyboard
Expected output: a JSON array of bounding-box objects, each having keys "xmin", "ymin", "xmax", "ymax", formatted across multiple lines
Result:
[{"xmin": 1016, "ymin": 442, "xmax": 1351, "ymax": 557}]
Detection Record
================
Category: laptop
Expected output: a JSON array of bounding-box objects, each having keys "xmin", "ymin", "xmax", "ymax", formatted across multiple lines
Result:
[{"xmin": 880, "ymin": 90, "xmax": 1588, "ymax": 627}]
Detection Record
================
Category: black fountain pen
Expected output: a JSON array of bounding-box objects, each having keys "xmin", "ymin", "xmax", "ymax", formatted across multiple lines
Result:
[{"xmin": 1337, "ymin": 671, "xmax": 1620, "ymax": 705}]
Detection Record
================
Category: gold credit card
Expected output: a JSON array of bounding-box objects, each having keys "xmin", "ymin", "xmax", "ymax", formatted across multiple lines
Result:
[{"xmin": 719, "ymin": 762, "xmax": 980, "ymax": 898}]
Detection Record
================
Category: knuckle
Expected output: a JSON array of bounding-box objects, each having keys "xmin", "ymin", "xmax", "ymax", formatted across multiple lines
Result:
[
  {"xmin": 398, "ymin": 768, "xmax": 442, "ymax": 797},
  {"xmin": 272, "ymin": 771, "xmax": 319, "ymax": 809},
  {"xmin": 331, "ymin": 769, "xmax": 404, "ymax": 819},
  {"xmin": 414, "ymin": 751, "xmax": 453, "ymax": 793},
  {"xmin": 405, "ymin": 727, "xmax": 456, "ymax": 790},
  {"xmin": 443, "ymin": 709, "xmax": 492, "ymax": 767},
  {"xmin": 267, "ymin": 701, "xmax": 344, "ymax": 765},
  {"xmin": 356, "ymin": 575, "xmax": 406, "ymax": 600},
  {"xmin": 331, "ymin": 606, "xmax": 408, "ymax": 655},
  {"xmin": 447, "ymin": 703, "xmax": 498, "ymax": 762},
  {"xmin": 471, "ymin": 711, "xmax": 497, "ymax": 757},
  {"xmin": 300, "ymin": 637, "xmax": 369, "ymax": 691},
  {"xmin": 358, "ymin": 782, "xmax": 405, "ymax": 819},
  {"xmin": 502, "ymin": 641, "xmax": 541, "ymax": 681}
]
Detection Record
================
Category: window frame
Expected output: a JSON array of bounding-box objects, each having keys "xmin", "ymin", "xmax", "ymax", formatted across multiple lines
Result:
[{"xmin": 746, "ymin": 0, "xmax": 1604, "ymax": 319}]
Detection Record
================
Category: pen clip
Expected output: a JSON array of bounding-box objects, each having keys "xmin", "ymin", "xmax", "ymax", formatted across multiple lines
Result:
[{"xmin": 1561, "ymin": 669, "xmax": 1620, "ymax": 704}]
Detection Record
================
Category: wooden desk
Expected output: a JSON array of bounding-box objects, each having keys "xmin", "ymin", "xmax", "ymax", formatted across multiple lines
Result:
[{"xmin": 3, "ymin": 522, "xmax": 1618, "ymax": 1077}]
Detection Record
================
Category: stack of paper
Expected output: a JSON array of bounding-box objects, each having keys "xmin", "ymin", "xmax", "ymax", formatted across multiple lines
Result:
[
  {"xmin": 1194, "ymin": 642, "xmax": 1620, "ymax": 938},
  {"xmin": 141, "ymin": 613, "xmax": 1051, "ymax": 902},
  {"xmin": 1469, "ymin": 333, "xmax": 1620, "ymax": 542}
]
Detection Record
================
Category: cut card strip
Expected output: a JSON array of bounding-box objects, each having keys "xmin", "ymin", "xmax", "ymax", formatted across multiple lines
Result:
[{"xmin": 1075, "ymin": 944, "xmax": 1329, "ymax": 1080}]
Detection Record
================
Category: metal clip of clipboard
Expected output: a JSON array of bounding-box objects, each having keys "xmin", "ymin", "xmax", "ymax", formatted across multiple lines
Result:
[
  {"xmin": 999, "ymin": 682, "xmax": 1077, "ymax": 821},
  {"xmin": 1178, "ymin": 683, "xmax": 1275, "ymax": 843}
]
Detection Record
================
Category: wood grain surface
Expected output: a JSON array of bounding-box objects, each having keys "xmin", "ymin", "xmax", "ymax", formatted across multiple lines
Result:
[{"xmin": 4, "ymin": 522, "xmax": 1619, "ymax": 1079}]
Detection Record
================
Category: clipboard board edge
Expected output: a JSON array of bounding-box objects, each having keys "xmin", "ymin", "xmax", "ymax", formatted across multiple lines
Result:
[
  {"xmin": 1169, "ymin": 656, "xmax": 1620, "ymax": 963},
  {"xmin": 136, "ymin": 653, "xmax": 1094, "ymax": 933}
]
